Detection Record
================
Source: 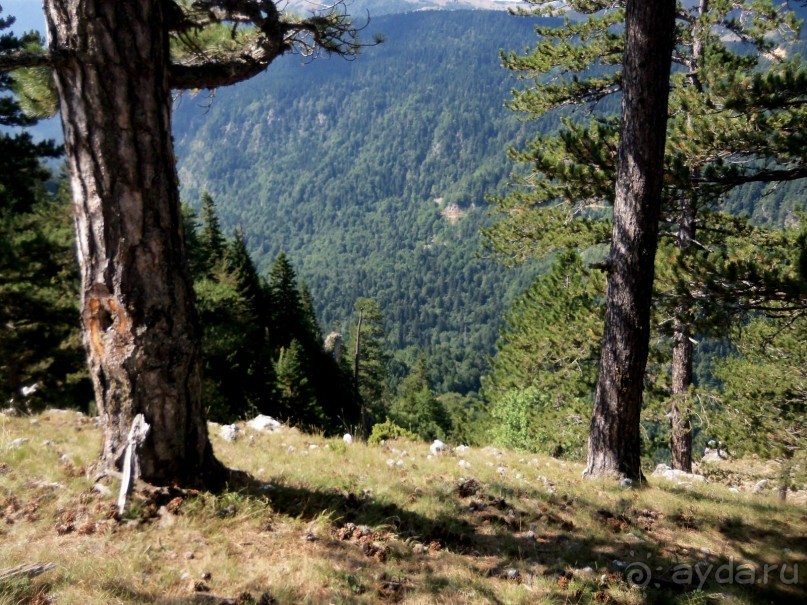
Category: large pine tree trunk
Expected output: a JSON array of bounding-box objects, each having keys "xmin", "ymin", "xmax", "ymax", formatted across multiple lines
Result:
[
  {"xmin": 584, "ymin": 0, "xmax": 676, "ymax": 480},
  {"xmin": 44, "ymin": 0, "xmax": 223, "ymax": 487}
]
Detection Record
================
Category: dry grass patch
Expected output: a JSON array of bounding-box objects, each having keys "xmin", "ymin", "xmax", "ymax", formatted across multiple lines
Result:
[{"xmin": 1, "ymin": 411, "xmax": 805, "ymax": 604}]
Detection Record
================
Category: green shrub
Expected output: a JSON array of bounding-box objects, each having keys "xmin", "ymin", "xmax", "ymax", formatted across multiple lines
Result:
[
  {"xmin": 488, "ymin": 387, "xmax": 587, "ymax": 458},
  {"xmin": 368, "ymin": 419, "xmax": 418, "ymax": 445}
]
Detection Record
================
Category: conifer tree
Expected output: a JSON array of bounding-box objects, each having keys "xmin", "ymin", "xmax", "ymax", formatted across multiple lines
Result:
[
  {"xmin": 274, "ymin": 339, "xmax": 325, "ymax": 426},
  {"xmin": 226, "ymin": 227, "xmax": 265, "ymax": 314},
  {"xmin": 484, "ymin": 250, "xmax": 604, "ymax": 403},
  {"xmin": 0, "ymin": 8, "xmax": 84, "ymax": 409},
  {"xmin": 268, "ymin": 252, "xmax": 305, "ymax": 350},
  {"xmin": 345, "ymin": 297, "xmax": 390, "ymax": 436},
  {"xmin": 713, "ymin": 312, "xmax": 807, "ymax": 498},
  {"xmin": 298, "ymin": 281, "xmax": 322, "ymax": 346},
  {"xmin": 199, "ymin": 191, "xmax": 227, "ymax": 274},
  {"xmin": 486, "ymin": 0, "xmax": 805, "ymax": 474},
  {"xmin": 0, "ymin": 0, "xmax": 369, "ymax": 487},
  {"xmin": 389, "ymin": 355, "xmax": 451, "ymax": 442}
]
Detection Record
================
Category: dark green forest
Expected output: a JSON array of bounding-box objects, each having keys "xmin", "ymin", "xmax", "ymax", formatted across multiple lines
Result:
[{"xmin": 172, "ymin": 10, "xmax": 559, "ymax": 395}]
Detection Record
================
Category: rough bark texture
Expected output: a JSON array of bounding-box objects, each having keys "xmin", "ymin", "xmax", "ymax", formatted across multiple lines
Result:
[
  {"xmin": 584, "ymin": 0, "xmax": 676, "ymax": 480},
  {"xmin": 44, "ymin": 0, "xmax": 223, "ymax": 487},
  {"xmin": 670, "ymin": 198, "xmax": 694, "ymax": 472}
]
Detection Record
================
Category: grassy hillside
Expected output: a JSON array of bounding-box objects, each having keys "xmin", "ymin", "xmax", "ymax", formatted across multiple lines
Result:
[{"xmin": 2, "ymin": 410, "xmax": 806, "ymax": 604}]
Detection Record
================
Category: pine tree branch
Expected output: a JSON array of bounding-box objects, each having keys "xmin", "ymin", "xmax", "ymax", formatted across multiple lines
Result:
[
  {"xmin": 169, "ymin": 38, "xmax": 285, "ymax": 89},
  {"xmin": 694, "ymin": 166, "xmax": 807, "ymax": 187},
  {"xmin": 168, "ymin": 0, "xmax": 374, "ymax": 90},
  {"xmin": 0, "ymin": 50, "xmax": 53, "ymax": 72}
]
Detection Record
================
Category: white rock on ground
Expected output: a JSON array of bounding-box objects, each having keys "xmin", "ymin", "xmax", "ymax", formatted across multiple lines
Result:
[
  {"xmin": 343, "ymin": 433, "xmax": 353, "ymax": 444},
  {"xmin": 430, "ymin": 440, "xmax": 448, "ymax": 455},
  {"xmin": 651, "ymin": 464, "xmax": 706, "ymax": 484},
  {"xmin": 752, "ymin": 479, "xmax": 769, "ymax": 493},
  {"xmin": 219, "ymin": 424, "xmax": 240, "ymax": 442},
  {"xmin": 702, "ymin": 447, "xmax": 729, "ymax": 462},
  {"xmin": 247, "ymin": 414, "xmax": 283, "ymax": 432}
]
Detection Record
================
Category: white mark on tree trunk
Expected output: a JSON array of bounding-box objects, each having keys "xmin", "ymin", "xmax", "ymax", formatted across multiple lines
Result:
[{"xmin": 118, "ymin": 413, "xmax": 150, "ymax": 515}]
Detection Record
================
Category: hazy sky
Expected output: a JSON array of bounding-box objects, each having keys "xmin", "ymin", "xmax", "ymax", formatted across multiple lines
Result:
[{"xmin": 3, "ymin": 1, "xmax": 46, "ymax": 34}]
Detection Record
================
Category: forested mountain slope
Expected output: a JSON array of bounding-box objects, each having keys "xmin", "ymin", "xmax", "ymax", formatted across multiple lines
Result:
[{"xmin": 173, "ymin": 10, "xmax": 556, "ymax": 394}]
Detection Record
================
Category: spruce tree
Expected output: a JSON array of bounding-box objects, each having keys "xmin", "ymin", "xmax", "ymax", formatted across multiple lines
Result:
[
  {"xmin": 274, "ymin": 339, "xmax": 324, "ymax": 427},
  {"xmin": 389, "ymin": 355, "xmax": 452, "ymax": 442},
  {"xmin": 267, "ymin": 252, "xmax": 304, "ymax": 350},
  {"xmin": 199, "ymin": 191, "xmax": 226, "ymax": 274}
]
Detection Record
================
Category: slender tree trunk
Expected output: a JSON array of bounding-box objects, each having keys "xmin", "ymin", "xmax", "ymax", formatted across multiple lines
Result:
[
  {"xmin": 669, "ymin": 0, "xmax": 708, "ymax": 473},
  {"xmin": 354, "ymin": 308, "xmax": 367, "ymax": 439},
  {"xmin": 44, "ymin": 0, "xmax": 223, "ymax": 487},
  {"xmin": 671, "ymin": 320, "xmax": 694, "ymax": 471},
  {"xmin": 584, "ymin": 0, "xmax": 676, "ymax": 480},
  {"xmin": 670, "ymin": 197, "xmax": 695, "ymax": 472}
]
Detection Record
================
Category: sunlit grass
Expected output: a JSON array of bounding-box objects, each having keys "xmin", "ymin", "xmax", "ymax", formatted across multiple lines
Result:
[{"xmin": 1, "ymin": 410, "xmax": 805, "ymax": 604}]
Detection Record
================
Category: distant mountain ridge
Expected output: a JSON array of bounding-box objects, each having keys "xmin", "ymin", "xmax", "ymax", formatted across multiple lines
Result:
[{"xmin": 284, "ymin": 0, "xmax": 522, "ymax": 17}]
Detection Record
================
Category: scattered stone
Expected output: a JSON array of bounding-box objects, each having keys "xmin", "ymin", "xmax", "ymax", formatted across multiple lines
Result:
[
  {"xmin": 201, "ymin": 571, "xmax": 212, "ymax": 581},
  {"xmin": 454, "ymin": 444, "xmax": 470, "ymax": 454},
  {"xmin": 729, "ymin": 487, "xmax": 740, "ymax": 493},
  {"xmin": 219, "ymin": 424, "xmax": 239, "ymax": 442},
  {"xmin": 308, "ymin": 444, "xmax": 318, "ymax": 450},
  {"xmin": 29, "ymin": 418, "xmax": 39, "ymax": 425},
  {"xmin": 343, "ymin": 433, "xmax": 353, "ymax": 444},
  {"xmin": 505, "ymin": 568, "xmax": 520, "ymax": 580},
  {"xmin": 458, "ymin": 460, "xmax": 471, "ymax": 469},
  {"xmin": 247, "ymin": 415, "xmax": 282, "ymax": 432},
  {"xmin": 93, "ymin": 483, "xmax": 112, "ymax": 497},
  {"xmin": 651, "ymin": 464, "xmax": 706, "ymax": 484},
  {"xmin": 619, "ymin": 478, "xmax": 633, "ymax": 489},
  {"xmin": 216, "ymin": 505, "xmax": 236, "ymax": 518},
  {"xmin": 8, "ymin": 438, "xmax": 29, "ymax": 450},
  {"xmin": 752, "ymin": 479, "xmax": 769, "ymax": 493},
  {"xmin": 184, "ymin": 552, "xmax": 195, "ymax": 560},
  {"xmin": 429, "ymin": 440, "xmax": 448, "ymax": 455},
  {"xmin": 702, "ymin": 447, "xmax": 730, "ymax": 462}
]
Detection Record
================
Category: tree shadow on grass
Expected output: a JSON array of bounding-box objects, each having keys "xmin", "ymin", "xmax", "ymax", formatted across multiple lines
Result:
[{"xmin": 124, "ymin": 470, "xmax": 806, "ymax": 604}]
